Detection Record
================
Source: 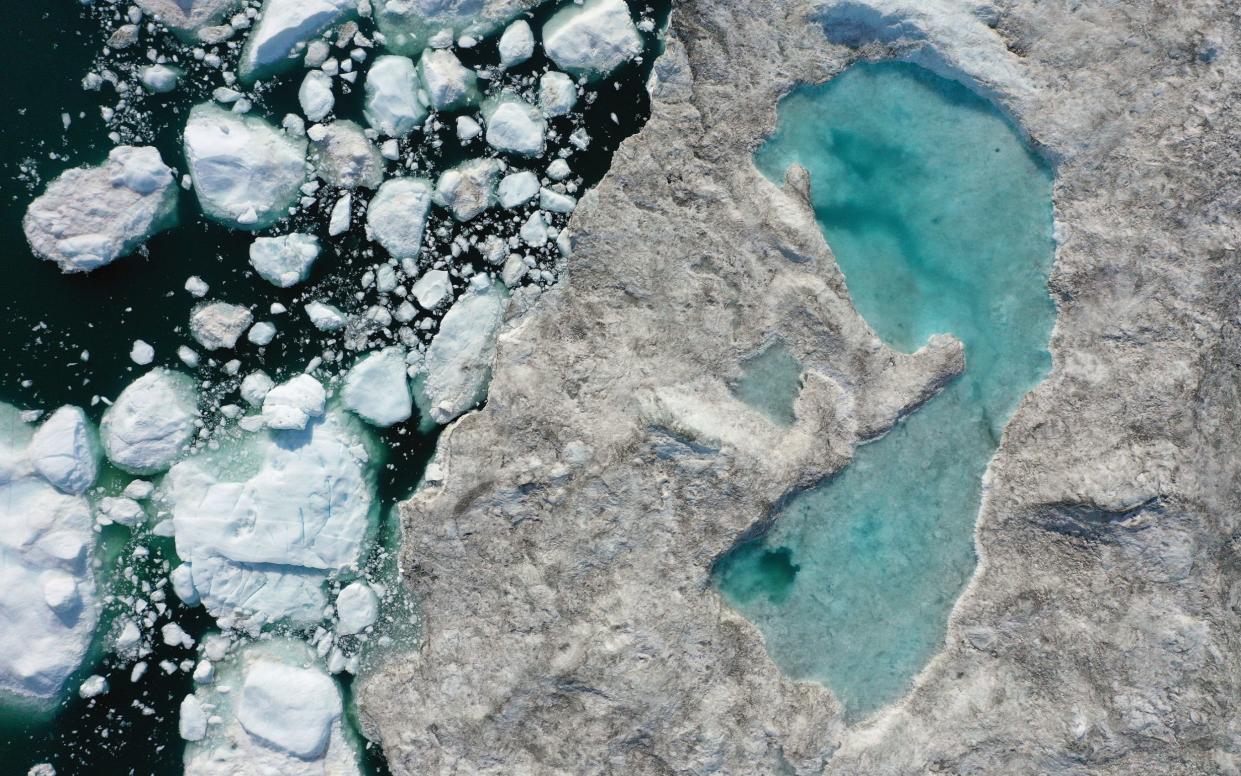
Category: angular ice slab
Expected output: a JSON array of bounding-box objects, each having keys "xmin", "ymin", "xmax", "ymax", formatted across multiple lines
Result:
[
  {"xmin": 183, "ymin": 104, "xmax": 307, "ymax": 230},
  {"xmin": 418, "ymin": 49, "xmax": 479, "ymax": 112},
  {"xmin": 102, "ymin": 368, "xmax": 199, "ymax": 475},
  {"xmin": 417, "ymin": 277, "xmax": 508, "ymax": 424},
  {"xmin": 433, "ymin": 158, "xmax": 501, "ymax": 221},
  {"xmin": 367, "ymin": 177, "xmax": 433, "ymax": 259},
  {"xmin": 364, "ymin": 55, "xmax": 427, "ymax": 139},
  {"xmin": 542, "ymin": 0, "xmax": 643, "ymax": 79},
  {"xmin": 310, "ymin": 120, "xmax": 385, "ymax": 190},
  {"xmin": 342, "ymin": 347, "xmax": 412, "ymax": 428},
  {"xmin": 28, "ymin": 406, "xmax": 100, "ymax": 496},
  {"xmin": 249, "ymin": 233, "xmax": 320, "ymax": 288},
  {"xmin": 482, "ymin": 93, "xmax": 546, "ymax": 157},
  {"xmin": 239, "ymin": 0, "xmax": 355, "ymax": 81},
  {"xmin": 23, "ymin": 145, "xmax": 177, "ymax": 273}
]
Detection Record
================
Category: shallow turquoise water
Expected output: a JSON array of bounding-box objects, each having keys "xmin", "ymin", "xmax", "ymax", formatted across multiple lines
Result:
[{"xmin": 715, "ymin": 62, "xmax": 1055, "ymax": 719}]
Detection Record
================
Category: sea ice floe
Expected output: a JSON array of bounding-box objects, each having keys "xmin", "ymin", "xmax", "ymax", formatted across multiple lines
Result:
[
  {"xmin": 23, "ymin": 145, "xmax": 177, "ymax": 273},
  {"xmin": 28, "ymin": 406, "xmax": 99, "ymax": 496},
  {"xmin": 101, "ymin": 369, "xmax": 199, "ymax": 475},
  {"xmin": 418, "ymin": 49, "xmax": 479, "ymax": 112},
  {"xmin": 539, "ymin": 70, "xmax": 578, "ymax": 116},
  {"xmin": 363, "ymin": 55, "xmax": 427, "ymax": 139},
  {"xmin": 367, "ymin": 177, "xmax": 434, "ymax": 259},
  {"xmin": 342, "ymin": 346, "xmax": 411, "ymax": 427},
  {"xmin": 547, "ymin": 158, "xmax": 571, "ymax": 180},
  {"xmin": 240, "ymin": 372, "xmax": 275, "ymax": 406},
  {"xmin": 411, "ymin": 269, "xmax": 452, "ymax": 309},
  {"xmin": 137, "ymin": 0, "xmax": 238, "ymax": 39},
  {"xmin": 183, "ymin": 104, "xmax": 308, "ymax": 230},
  {"xmin": 130, "ymin": 339, "xmax": 156, "ymax": 365},
  {"xmin": 179, "ymin": 694, "xmax": 208, "ymax": 741},
  {"xmin": 247, "ymin": 322, "xmax": 277, "ymax": 346},
  {"xmin": 191, "ymin": 302, "xmax": 254, "ymax": 351},
  {"xmin": 418, "ymin": 277, "xmax": 508, "ymax": 423},
  {"xmin": 261, "ymin": 374, "xmax": 326, "ymax": 431},
  {"xmin": 249, "ymin": 233, "xmax": 320, "ymax": 288},
  {"xmin": 520, "ymin": 211, "xmax": 548, "ymax": 247},
  {"xmin": 305, "ymin": 300, "xmax": 348, "ymax": 331},
  {"xmin": 497, "ymin": 170, "xmax": 540, "ymax": 208},
  {"xmin": 373, "ymin": 0, "xmax": 530, "ymax": 56},
  {"xmin": 140, "ymin": 64, "xmax": 181, "ymax": 94},
  {"xmin": 482, "ymin": 93, "xmax": 546, "ymax": 157},
  {"xmin": 328, "ymin": 193, "xmax": 352, "ymax": 236},
  {"xmin": 309, "ymin": 120, "xmax": 385, "ymax": 190},
  {"xmin": 540, "ymin": 187, "xmax": 577, "ymax": 213},
  {"xmin": 543, "ymin": 0, "xmax": 643, "ymax": 78},
  {"xmin": 335, "ymin": 581, "xmax": 379, "ymax": 635},
  {"xmin": 240, "ymin": 0, "xmax": 356, "ymax": 81},
  {"xmin": 433, "ymin": 158, "xmax": 502, "ymax": 221},
  {"xmin": 498, "ymin": 19, "xmax": 535, "ymax": 68},
  {"xmin": 298, "ymin": 70, "xmax": 335, "ymax": 122}
]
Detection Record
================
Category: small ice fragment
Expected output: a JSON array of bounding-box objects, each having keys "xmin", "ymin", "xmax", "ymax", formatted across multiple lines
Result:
[
  {"xmin": 101, "ymin": 369, "xmax": 198, "ymax": 474},
  {"xmin": 547, "ymin": 159, "xmax": 571, "ymax": 181},
  {"xmin": 130, "ymin": 340, "xmax": 155, "ymax": 365},
  {"xmin": 433, "ymin": 158, "xmax": 500, "ymax": 222},
  {"xmin": 140, "ymin": 64, "xmax": 180, "ymax": 94},
  {"xmin": 261, "ymin": 374, "xmax": 326, "ymax": 430},
  {"xmin": 497, "ymin": 171, "xmax": 540, "ymax": 208},
  {"xmin": 29, "ymin": 406, "xmax": 99, "ymax": 495},
  {"xmin": 298, "ymin": 70, "xmax": 335, "ymax": 122},
  {"xmin": 456, "ymin": 115, "xmax": 481, "ymax": 142},
  {"xmin": 171, "ymin": 563, "xmax": 200, "ymax": 605},
  {"xmin": 249, "ymin": 233, "xmax": 320, "ymax": 288},
  {"xmin": 190, "ymin": 302, "xmax": 254, "ymax": 351},
  {"xmin": 310, "ymin": 121, "xmax": 384, "ymax": 190},
  {"xmin": 411, "ymin": 269, "xmax": 451, "ymax": 309},
  {"xmin": 248, "ymin": 322, "xmax": 276, "ymax": 346},
  {"xmin": 341, "ymin": 347, "xmax": 410, "ymax": 427},
  {"xmin": 418, "ymin": 49, "xmax": 478, "ymax": 112},
  {"xmin": 122, "ymin": 479, "xmax": 154, "ymax": 500},
  {"xmin": 542, "ymin": 0, "xmax": 643, "ymax": 79},
  {"xmin": 179, "ymin": 693, "xmax": 207, "ymax": 741},
  {"xmin": 367, "ymin": 177, "xmax": 433, "ymax": 258},
  {"xmin": 363, "ymin": 55, "xmax": 426, "ymax": 138},
  {"xmin": 240, "ymin": 371, "xmax": 276, "ymax": 405},
  {"xmin": 79, "ymin": 675, "xmax": 108, "ymax": 698},
  {"xmin": 482, "ymin": 94, "xmax": 546, "ymax": 157},
  {"xmin": 304, "ymin": 300, "xmax": 347, "ymax": 331},
  {"xmin": 329, "ymin": 194, "xmax": 352, "ymax": 236},
  {"xmin": 540, "ymin": 188, "xmax": 577, "ymax": 213},
  {"xmin": 185, "ymin": 276, "xmax": 209, "ymax": 297}
]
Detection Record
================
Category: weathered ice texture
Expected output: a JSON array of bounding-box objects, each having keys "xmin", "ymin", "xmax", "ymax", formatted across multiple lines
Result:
[{"xmin": 363, "ymin": 0, "xmax": 1241, "ymax": 773}]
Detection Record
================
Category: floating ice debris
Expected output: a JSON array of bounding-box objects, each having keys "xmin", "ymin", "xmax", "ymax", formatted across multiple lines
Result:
[
  {"xmin": 171, "ymin": 563, "xmax": 200, "ymax": 605},
  {"xmin": 178, "ymin": 346, "xmax": 201, "ymax": 369},
  {"xmin": 298, "ymin": 70, "xmax": 335, "ymax": 122},
  {"xmin": 363, "ymin": 55, "xmax": 427, "ymax": 139},
  {"xmin": 23, "ymin": 146, "xmax": 177, "ymax": 273},
  {"xmin": 240, "ymin": 0, "xmax": 356, "ymax": 81},
  {"xmin": 433, "ymin": 158, "xmax": 501, "ymax": 222},
  {"xmin": 190, "ymin": 302, "xmax": 254, "ymax": 351},
  {"xmin": 456, "ymin": 115, "xmax": 482, "ymax": 142},
  {"xmin": 497, "ymin": 170, "xmax": 540, "ymax": 208},
  {"xmin": 136, "ymin": 0, "xmax": 238, "ymax": 39},
  {"xmin": 367, "ymin": 177, "xmax": 433, "ymax": 259},
  {"xmin": 0, "ymin": 476, "xmax": 97, "ymax": 705},
  {"xmin": 418, "ymin": 49, "xmax": 479, "ymax": 112},
  {"xmin": 328, "ymin": 193, "xmax": 352, "ymax": 236},
  {"xmin": 335, "ymin": 581, "xmax": 379, "ymax": 635},
  {"xmin": 238, "ymin": 660, "xmax": 340, "ymax": 757},
  {"xmin": 247, "ymin": 322, "xmax": 277, "ymax": 346},
  {"xmin": 540, "ymin": 187, "xmax": 577, "ymax": 213},
  {"xmin": 411, "ymin": 269, "xmax": 452, "ymax": 309},
  {"xmin": 305, "ymin": 300, "xmax": 347, "ymax": 331},
  {"xmin": 185, "ymin": 275, "xmax": 209, "ymax": 297},
  {"xmin": 498, "ymin": 20, "xmax": 535, "ymax": 68},
  {"xmin": 260, "ymin": 374, "xmax": 325, "ymax": 430},
  {"xmin": 547, "ymin": 158, "xmax": 571, "ymax": 181},
  {"xmin": 373, "ymin": 0, "xmax": 529, "ymax": 56},
  {"xmin": 183, "ymin": 104, "xmax": 308, "ymax": 230},
  {"xmin": 249, "ymin": 233, "xmax": 320, "ymax": 288},
  {"xmin": 482, "ymin": 93, "xmax": 546, "ymax": 157},
  {"xmin": 539, "ymin": 71, "xmax": 578, "ymax": 116},
  {"xmin": 101, "ymin": 369, "xmax": 198, "ymax": 475},
  {"xmin": 418, "ymin": 277, "xmax": 508, "ymax": 423},
  {"xmin": 79, "ymin": 675, "xmax": 109, "ymax": 699},
  {"xmin": 342, "ymin": 346, "xmax": 411, "ymax": 427},
  {"xmin": 543, "ymin": 0, "xmax": 643, "ymax": 79},
  {"xmin": 179, "ymin": 694, "xmax": 208, "ymax": 741},
  {"xmin": 123, "ymin": 479, "xmax": 154, "ymax": 500},
  {"xmin": 520, "ymin": 211, "xmax": 548, "ymax": 247},
  {"xmin": 28, "ymin": 406, "xmax": 99, "ymax": 496},
  {"xmin": 310, "ymin": 120, "xmax": 384, "ymax": 190},
  {"xmin": 97, "ymin": 496, "xmax": 146, "ymax": 527},
  {"xmin": 130, "ymin": 339, "xmax": 156, "ymax": 365},
  {"xmin": 140, "ymin": 64, "xmax": 181, "ymax": 94}
]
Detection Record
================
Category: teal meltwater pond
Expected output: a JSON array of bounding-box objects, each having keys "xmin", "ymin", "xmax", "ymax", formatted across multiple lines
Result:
[{"xmin": 715, "ymin": 61, "xmax": 1056, "ymax": 719}]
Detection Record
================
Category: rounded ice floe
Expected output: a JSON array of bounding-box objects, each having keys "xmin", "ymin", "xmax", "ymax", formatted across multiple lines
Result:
[
  {"xmin": 412, "ymin": 269, "xmax": 452, "ymax": 309},
  {"xmin": 140, "ymin": 64, "xmax": 181, "ymax": 93},
  {"xmin": 433, "ymin": 158, "xmax": 502, "ymax": 222},
  {"xmin": 547, "ymin": 158, "xmax": 572, "ymax": 181},
  {"xmin": 342, "ymin": 347, "xmax": 411, "ymax": 427},
  {"xmin": 183, "ymin": 103, "xmax": 308, "ymax": 230},
  {"xmin": 130, "ymin": 339, "xmax": 155, "ymax": 365},
  {"xmin": 240, "ymin": 371, "xmax": 275, "ymax": 406},
  {"xmin": 136, "ymin": 0, "xmax": 238, "ymax": 39},
  {"xmin": 539, "ymin": 71, "xmax": 578, "ymax": 116},
  {"xmin": 363, "ymin": 55, "xmax": 427, "ymax": 138},
  {"xmin": 249, "ymin": 233, "xmax": 320, "ymax": 288},
  {"xmin": 247, "ymin": 322, "xmax": 277, "ymax": 346},
  {"xmin": 335, "ymin": 581, "xmax": 379, "ymax": 635},
  {"xmin": 238, "ymin": 660, "xmax": 341, "ymax": 758},
  {"xmin": 239, "ymin": 0, "xmax": 356, "ymax": 81},
  {"xmin": 79, "ymin": 675, "xmax": 108, "ymax": 699},
  {"xmin": 190, "ymin": 302, "xmax": 254, "ymax": 351},
  {"xmin": 298, "ymin": 70, "xmax": 335, "ymax": 122},
  {"xmin": 23, "ymin": 145, "xmax": 178, "ymax": 273},
  {"xmin": 482, "ymin": 94, "xmax": 546, "ymax": 157},
  {"xmin": 456, "ymin": 115, "xmax": 482, "ymax": 142},
  {"xmin": 309, "ymin": 120, "xmax": 385, "ymax": 190},
  {"xmin": 497, "ymin": 170, "xmax": 540, "ymax": 208},
  {"xmin": 417, "ymin": 277, "xmax": 509, "ymax": 423},
  {"xmin": 261, "ymin": 374, "xmax": 325, "ymax": 430},
  {"xmin": 305, "ymin": 300, "xmax": 348, "ymax": 332},
  {"xmin": 28, "ymin": 406, "xmax": 99, "ymax": 496},
  {"xmin": 367, "ymin": 177, "xmax": 434, "ymax": 259},
  {"xmin": 418, "ymin": 49, "xmax": 479, "ymax": 112},
  {"xmin": 498, "ymin": 19, "xmax": 535, "ymax": 68},
  {"xmin": 0, "ymin": 477, "xmax": 97, "ymax": 706},
  {"xmin": 101, "ymin": 368, "xmax": 198, "ymax": 475},
  {"xmin": 542, "ymin": 0, "xmax": 643, "ymax": 79}
]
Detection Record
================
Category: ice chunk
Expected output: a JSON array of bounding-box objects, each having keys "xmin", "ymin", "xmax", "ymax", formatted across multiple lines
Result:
[
  {"xmin": 185, "ymin": 276, "xmax": 209, "ymax": 297},
  {"xmin": 0, "ymin": 477, "xmax": 97, "ymax": 705},
  {"xmin": 456, "ymin": 115, "xmax": 481, "ymax": 141},
  {"xmin": 260, "ymin": 374, "xmax": 325, "ymax": 431},
  {"xmin": 341, "ymin": 347, "xmax": 411, "ymax": 427},
  {"xmin": 418, "ymin": 49, "xmax": 478, "ymax": 112},
  {"xmin": 240, "ymin": 0, "xmax": 355, "ymax": 81},
  {"xmin": 98, "ymin": 496, "xmax": 146, "ymax": 527},
  {"xmin": 249, "ymin": 233, "xmax": 320, "ymax": 288},
  {"xmin": 240, "ymin": 372, "xmax": 275, "ymax": 406},
  {"xmin": 433, "ymin": 158, "xmax": 501, "ymax": 222},
  {"xmin": 305, "ymin": 300, "xmax": 348, "ymax": 331},
  {"xmin": 498, "ymin": 20, "xmax": 534, "ymax": 67},
  {"xmin": 373, "ymin": 0, "xmax": 532, "ymax": 56},
  {"xmin": 130, "ymin": 339, "xmax": 156, "ymax": 365},
  {"xmin": 171, "ymin": 563, "xmax": 200, "ymax": 605},
  {"xmin": 547, "ymin": 158, "xmax": 571, "ymax": 181},
  {"xmin": 140, "ymin": 64, "xmax": 180, "ymax": 93},
  {"xmin": 411, "ymin": 269, "xmax": 452, "ymax": 309},
  {"xmin": 183, "ymin": 104, "xmax": 307, "ymax": 230},
  {"xmin": 367, "ymin": 177, "xmax": 433, "ymax": 259},
  {"xmin": 520, "ymin": 211, "xmax": 547, "ymax": 247},
  {"xmin": 335, "ymin": 581, "xmax": 379, "ymax": 635},
  {"xmin": 298, "ymin": 70, "xmax": 335, "ymax": 122},
  {"xmin": 310, "ymin": 121, "xmax": 385, "ymax": 190},
  {"xmin": 179, "ymin": 694, "xmax": 207, "ymax": 741},
  {"xmin": 23, "ymin": 146, "xmax": 177, "ymax": 273},
  {"xmin": 497, "ymin": 170, "xmax": 539, "ymax": 208},
  {"xmin": 190, "ymin": 302, "xmax": 254, "ymax": 351},
  {"xmin": 101, "ymin": 369, "xmax": 198, "ymax": 475},
  {"xmin": 539, "ymin": 71, "xmax": 578, "ymax": 116},
  {"xmin": 28, "ymin": 406, "xmax": 99, "ymax": 496},
  {"xmin": 79, "ymin": 675, "xmax": 108, "ymax": 698},
  {"xmin": 237, "ymin": 660, "xmax": 341, "ymax": 757},
  {"xmin": 363, "ymin": 55, "xmax": 426, "ymax": 139},
  {"xmin": 540, "ymin": 187, "xmax": 577, "ymax": 213},
  {"xmin": 482, "ymin": 93, "xmax": 546, "ymax": 157},
  {"xmin": 123, "ymin": 479, "xmax": 154, "ymax": 500},
  {"xmin": 542, "ymin": 0, "xmax": 643, "ymax": 78},
  {"xmin": 329, "ymin": 193, "xmax": 352, "ymax": 236},
  {"xmin": 136, "ymin": 0, "xmax": 238, "ymax": 39},
  {"xmin": 248, "ymin": 322, "xmax": 277, "ymax": 346},
  {"xmin": 418, "ymin": 278, "xmax": 508, "ymax": 423}
]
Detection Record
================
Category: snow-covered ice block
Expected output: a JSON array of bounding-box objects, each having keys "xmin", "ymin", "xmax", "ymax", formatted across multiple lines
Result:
[
  {"xmin": 520, "ymin": 211, "xmax": 548, "ymax": 247},
  {"xmin": 180, "ymin": 694, "xmax": 208, "ymax": 741},
  {"xmin": 183, "ymin": 104, "xmax": 307, "ymax": 230},
  {"xmin": 329, "ymin": 193, "xmax": 352, "ymax": 236},
  {"xmin": 543, "ymin": 0, "xmax": 643, "ymax": 79},
  {"xmin": 364, "ymin": 55, "xmax": 426, "ymax": 139},
  {"xmin": 101, "ymin": 369, "xmax": 198, "ymax": 475},
  {"xmin": 305, "ymin": 300, "xmax": 348, "ymax": 331},
  {"xmin": 237, "ymin": 660, "xmax": 341, "ymax": 758},
  {"xmin": 240, "ymin": 0, "xmax": 355, "ymax": 81},
  {"xmin": 298, "ymin": 70, "xmax": 335, "ymax": 122},
  {"xmin": 261, "ymin": 374, "xmax": 326, "ymax": 431},
  {"xmin": 310, "ymin": 121, "xmax": 385, "ymax": 190},
  {"xmin": 140, "ymin": 64, "xmax": 181, "ymax": 93},
  {"xmin": 456, "ymin": 115, "xmax": 482, "ymax": 142},
  {"xmin": 482, "ymin": 93, "xmax": 546, "ymax": 157},
  {"xmin": 433, "ymin": 158, "xmax": 501, "ymax": 222},
  {"xmin": 23, "ymin": 145, "xmax": 177, "ymax": 273},
  {"xmin": 240, "ymin": 371, "xmax": 275, "ymax": 406},
  {"xmin": 130, "ymin": 339, "xmax": 155, "ymax": 365},
  {"xmin": 249, "ymin": 233, "xmax": 320, "ymax": 288},
  {"xmin": 28, "ymin": 406, "xmax": 99, "ymax": 496},
  {"xmin": 341, "ymin": 347, "xmax": 411, "ymax": 427},
  {"xmin": 412, "ymin": 269, "xmax": 452, "ymax": 309},
  {"xmin": 191, "ymin": 302, "xmax": 254, "ymax": 351},
  {"xmin": 498, "ymin": 20, "xmax": 535, "ymax": 67},
  {"xmin": 497, "ymin": 170, "xmax": 539, "ymax": 208},
  {"xmin": 335, "ymin": 581, "xmax": 379, "ymax": 635},
  {"xmin": 248, "ymin": 322, "xmax": 276, "ymax": 346},
  {"xmin": 418, "ymin": 277, "xmax": 508, "ymax": 423},
  {"xmin": 367, "ymin": 177, "xmax": 433, "ymax": 259},
  {"xmin": 418, "ymin": 49, "xmax": 478, "ymax": 112},
  {"xmin": 539, "ymin": 71, "xmax": 578, "ymax": 116},
  {"xmin": 540, "ymin": 187, "xmax": 577, "ymax": 213}
]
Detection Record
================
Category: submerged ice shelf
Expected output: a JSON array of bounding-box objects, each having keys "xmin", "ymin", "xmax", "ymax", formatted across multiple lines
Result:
[{"xmin": 715, "ymin": 62, "xmax": 1056, "ymax": 719}]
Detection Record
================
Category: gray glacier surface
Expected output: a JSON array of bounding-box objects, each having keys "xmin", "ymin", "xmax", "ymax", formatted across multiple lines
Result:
[{"xmin": 361, "ymin": 0, "xmax": 1241, "ymax": 773}]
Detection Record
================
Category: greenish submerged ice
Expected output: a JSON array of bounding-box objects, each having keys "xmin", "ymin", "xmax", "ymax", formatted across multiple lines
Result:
[{"xmin": 715, "ymin": 61, "xmax": 1056, "ymax": 719}]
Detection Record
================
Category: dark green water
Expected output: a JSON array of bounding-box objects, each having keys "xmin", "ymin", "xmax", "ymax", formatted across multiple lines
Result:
[{"xmin": 715, "ymin": 62, "xmax": 1056, "ymax": 720}]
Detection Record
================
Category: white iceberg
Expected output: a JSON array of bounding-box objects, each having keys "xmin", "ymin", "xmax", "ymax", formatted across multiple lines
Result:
[
  {"xmin": 298, "ymin": 70, "xmax": 335, "ymax": 122},
  {"xmin": 433, "ymin": 158, "xmax": 501, "ymax": 221},
  {"xmin": 482, "ymin": 93, "xmax": 546, "ymax": 157},
  {"xmin": 305, "ymin": 300, "xmax": 348, "ymax": 331},
  {"xmin": 418, "ymin": 49, "xmax": 479, "ymax": 112},
  {"xmin": 542, "ymin": 0, "xmax": 643, "ymax": 78},
  {"xmin": 310, "ymin": 121, "xmax": 385, "ymax": 190},
  {"xmin": 539, "ymin": 71, "xmax": 578, "ymax": 116},
  {"xmin": 140, "ymin": 64, "xmax": 181, "ymax": 93},
  {"xmin": 341, "ymin": 346, "xmax": 411, "ymax": 427},
  {"xmin": 261, "ymin": 374, "xmax": 326, "ymax": 431},
  {"xmin": 335, "ymin": 581, "xmax": 379, "ymax": 635},
  {"xmin": 411, "ymin": 269, "xmax": 452, "ymax": 309},
  {"xmin": 27, "ymin": 406, "xmax": 99, "ymax": 496},
  {"xmin": 418, "ymin": 277, "xmax": 508, "ymax": 423},
  {"xmin": 367, "ymin": 177, "xmax": 433, "ymax": 259},
  {"xmin": 498, "ymin": 19, "xmax": 535, "ymax": 68},
  {"xmin": 101, "ymin": 369, "xmax": 198, "ymax": 475},
  {"xmin": 249, "ymin": 233, "xmax": 320, "ymax": 288},
  {"xmin": 240, "ymin": 0, "xmax": 355, "ymax": 81},
  {"xmin": 497, "ymin": 170, "xmax": 540, "ymax": 208},
  {"xmin": 363, "ymin": 55, "xmax": 426, "ymax": 139}
]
